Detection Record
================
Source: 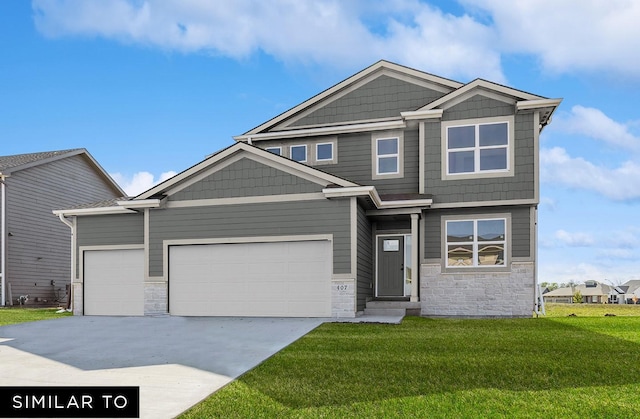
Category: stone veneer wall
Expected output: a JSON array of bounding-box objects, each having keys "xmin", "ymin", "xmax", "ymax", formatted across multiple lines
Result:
[
  {"xmin": 420, "ymin": 262, "xmax": 535, "ymax": 317},
  {"xmin": 332, "ymin": 279, "xmax": 356, "ymax": 318},
  {"xmin": 72, "ymin": 282, "xmax": 83, "ymax": 315},
  {"xmin": 144, "ymin": 282, "xmax": 167, "ymax": 315}
]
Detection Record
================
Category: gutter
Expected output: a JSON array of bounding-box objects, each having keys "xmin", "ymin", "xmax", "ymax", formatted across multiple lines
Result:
[
  {"xmin": 57, "ymin": 213, "xmax": 75, "ymax": 312},
  {"xmin": 53, "ymin": 199, "xmax": 160, "ymax": 217},
  {"xmin": 1, "ymin": 174, "xmax": 6, "ymax": 306},
  {"xmin": 234, "ymin": 120, "xmax": 407, "ymax": 142}
]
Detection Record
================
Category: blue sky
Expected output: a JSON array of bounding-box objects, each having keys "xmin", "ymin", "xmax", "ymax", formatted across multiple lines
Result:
[{"xmin": 1, "ymin": 0, "xmax": 639, "ymax": 285}]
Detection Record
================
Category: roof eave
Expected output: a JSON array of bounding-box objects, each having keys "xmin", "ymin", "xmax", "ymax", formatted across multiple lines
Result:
[
  {"xmin": 234, "ymin": 119, "xmax": 406, "ymax": 142},
  {"xmin": 53, "ymin": 206, "xmax": 136, "ymax": 217},
  {"xmin": 322, "ymin": 186, "xmax": 432, "ymax": 210}
]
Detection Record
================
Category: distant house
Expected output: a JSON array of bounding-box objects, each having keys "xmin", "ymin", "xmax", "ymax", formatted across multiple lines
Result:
[
  {"xmin": 621, "ymin": 280, "xmax": 640, "ymax": 304},
  {"xmin": 0, "ymin": 149, "xmax": 124, "ymax": 306},
  {"xmin": 543, "ymin": 281, "xmax": 613, "ymax": 304}
]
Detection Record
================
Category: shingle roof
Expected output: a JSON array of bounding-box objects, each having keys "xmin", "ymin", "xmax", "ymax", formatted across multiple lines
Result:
[
  {"xmin": 622, "ymin": 280, "xmax": 640, "ymax": 293},
  {"xmin": 55, "ymin": 197, "xmax": 126, "ymax": 211},
  {"xmin": 0, "ymin": 149, "xmax": 84, "ymax": 173}
]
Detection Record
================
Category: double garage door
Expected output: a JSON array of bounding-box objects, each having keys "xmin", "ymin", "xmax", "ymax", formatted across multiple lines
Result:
[{"xmin": 83, "ymin": 240, "xmax": 331, "ymax": 317}]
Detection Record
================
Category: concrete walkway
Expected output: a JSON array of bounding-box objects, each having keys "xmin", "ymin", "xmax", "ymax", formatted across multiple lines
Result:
[{"xmin": 0, "ymin": 316, "xmax": 324, "ymax": 418}]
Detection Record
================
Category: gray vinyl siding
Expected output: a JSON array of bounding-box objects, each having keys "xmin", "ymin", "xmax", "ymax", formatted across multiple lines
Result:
[
  {"xmin": 442, "ymin": 95, "xmax": 514, "ymax": 122},
  {"xmin": 425, "ymin": 96, "xmax": 535, "ymax": 204},
  {"xmin": 76, "ymin": 214, "xmax": 144, "ymax": 247},
  {"xmin": 257, "ymin": 130, "xmax": 419, "ymax": 194},
  {"xmin": 356, "ymin": 204, "xmax": 373, "ymax": 311},
  {"xmin": 423, "ymin": 206, "xmax": 532, "ymax": 260},
  {"xmin": 75, "ymin": 213, "xmax": 144, "ymax": 278},
  {"xmin": 288, "ymin": 75, "xmax": 447, "ymax": 128},
  {"xmin": 169, "ymin": 157, "xmax": 322, "ymax": 201},
  {"xmin": 4, "ymin": 154, "xmax": 122, "ymax": 304},
  {"xmin": 149, "ymin": 199, "xmax": 351, "ymax": 277}
]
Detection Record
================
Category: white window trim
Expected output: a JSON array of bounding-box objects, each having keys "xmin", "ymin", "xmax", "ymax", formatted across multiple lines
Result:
[
  {"xmin": 441, "ymin": 115, "xmax": 515, "ymax": 180},
  {"xmin": 290, "ymin": 144, "xmax": 307, "ymax": 163},
  {"xmin": 372, "ymin": 131, "xmax": 404, "ymax": 180},
  {"xmin": 265, "ymin": 146, "xmax": 282, "ymax": 155},
  {"xmin": 315, "ymin": 142, "xmax": 334, "ymax": 162},
  {"xmin": 442, "ymin": 213, "xmax": 511, "ymax": 272},
  {"xmin": 312, "ymin": 137, "xmax": 338, "ymax": 165}
]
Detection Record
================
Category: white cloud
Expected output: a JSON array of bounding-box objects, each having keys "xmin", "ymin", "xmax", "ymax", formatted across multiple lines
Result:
[
  {"xmin": 539, "ymin": 196, "xmax": 556, "ymax": 211},
  {"xmin": 554, "ymin": 229, "xmax": 595, "ymax": 247},
  {"xmin": 31, "ymin": 0, "xmax": 505, "ymax": 81},
  {"xmin": 597, "ymin": 248, "xmax": 637, "ymax": 260},
  {"xmin": 32, "ymin": 0, "xmax": 640, "ymax": 80},
  {"xmin": 110, "ymin": 170, "xmax": 177, "ymax": 196},
  {"xmin": 554, "ymin": 106, "xmax": 640, "ymax": 151},
  {"xmin": 540, "ymin": 147, "xmax": 640, "ymax": 201},
  {"xmin": 465, "ymin": 0, "xmax": 640, "ymax": 78},
  {"xmin": 538, "ymin": 262, "xmax": 608, "ymax": 284}
]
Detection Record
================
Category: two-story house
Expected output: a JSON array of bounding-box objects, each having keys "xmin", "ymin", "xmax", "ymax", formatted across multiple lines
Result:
[
  {"xmin": 55, "ymin": 61, "xmax": 560, "ymax": 317},
  {"xmin": 1, "ymin": 149, "xmax": 124, "ymax": 307}
]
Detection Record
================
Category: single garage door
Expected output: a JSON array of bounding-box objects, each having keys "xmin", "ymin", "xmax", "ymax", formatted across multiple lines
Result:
[
  {"xmin": 84, "ymin": 249, "xmax": 144, "ymax": 316},
  {"xmin": 169, "ymin": 240, "xmax": 331, "ymax": 317}
]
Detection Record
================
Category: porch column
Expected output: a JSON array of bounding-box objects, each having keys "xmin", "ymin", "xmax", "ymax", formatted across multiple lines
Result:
[{"xmin": 410, "ymin": 213, "xmax": 419, "ymax": 302}]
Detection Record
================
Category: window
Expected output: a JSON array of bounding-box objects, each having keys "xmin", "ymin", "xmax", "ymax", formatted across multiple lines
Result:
[
  {"xmin": 290, "ymin": 145, "xmax": 307, "ymax": 162},
  {"xmin": 265, "ymin": 147, "xmax": 282, "ymax": 155},
  {"xmin": 372, "ymin": 131, "xmax": 403, "ymax": 179},
  {"xmin": 442, "ymin": 117, "xmax": 514, "ymax": 179},
  {"xmin": 376, "ymin": 137, "xmax": 399, "ymax": 175},
  {"xmin": 316, "ymin": 143, "xmax": 333, "ymax": 161},
  {"xmin": 446, "ymin": 218, "xmax": 506, "ymax": 267}
]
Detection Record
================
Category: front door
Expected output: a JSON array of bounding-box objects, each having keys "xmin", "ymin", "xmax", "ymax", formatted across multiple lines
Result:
[{"xmin": 377, "ymin": 236, "xmax": 405, "ymax": 297}]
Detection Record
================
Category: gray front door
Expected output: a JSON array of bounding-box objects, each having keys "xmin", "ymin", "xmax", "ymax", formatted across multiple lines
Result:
[{"xmin": 377, "ymin": 236, "xmax": 404, "ymax": 297}]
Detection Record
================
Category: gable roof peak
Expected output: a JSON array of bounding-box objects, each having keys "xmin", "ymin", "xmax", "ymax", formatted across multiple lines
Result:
[{"xmin": 240, "ymin": 60, "xmax": 464, "ymax": 137}]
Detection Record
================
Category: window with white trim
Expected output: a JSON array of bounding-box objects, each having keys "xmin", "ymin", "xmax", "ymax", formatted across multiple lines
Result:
[
  {"xmin": 290, "ymin": 145, "xmax": 307, "ymax": 162},
  {"xmin": 446, "ymin": 121, "xmax": 509, "ymax": 175},
  {"xmin": 316, "ymin": 143, "xmax": 333, "ymax": 161},
  {"xmin": 376, "ymin": 137, "xmax": 399, "ymax": 175},
  {"xmin": 265, "ymin": 147, "xmax": 282, "ymax": 155},
  {"xmin": 446, "ymin": 218, "xmax": 506, "ymax": 267}
]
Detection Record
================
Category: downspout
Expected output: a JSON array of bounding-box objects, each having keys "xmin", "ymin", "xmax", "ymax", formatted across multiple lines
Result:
[
  {"xmin": 57, "ymin": 213, "xmax": 75, "ymax": 312},
  {"xmin": 1, "ymin": 175, "xmax": 6, "ymax": 307}
]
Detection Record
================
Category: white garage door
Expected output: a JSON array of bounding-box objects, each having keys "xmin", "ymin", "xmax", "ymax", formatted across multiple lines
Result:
[
  {"xmin": 169, "ymin": 240, "xmax": 331, "ymax": 317},
  {"xmin": 84, "ymin": 249, "xmax": 144, "ymax": 316}
]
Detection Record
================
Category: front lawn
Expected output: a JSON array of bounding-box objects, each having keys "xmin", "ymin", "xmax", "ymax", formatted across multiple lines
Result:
[
  {"xmin": 181, "ymin": 314, "xmax": 640, "ymax": 418},
  {"xmin": 0, "ymin": 307, "xmax": 71, "ymax": 326}
]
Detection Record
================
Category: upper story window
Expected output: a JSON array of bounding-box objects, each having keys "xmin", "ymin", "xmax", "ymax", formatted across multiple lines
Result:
[
  {"xmin": 442, "ymin": 116, "xmax": 514, "ymax": 180},
  {"xmin": 260, "ymin": 137, "xmax": 336, "ymax": 165},
  {"xmin": 265, "ymin": 147, "xmax": 282, "ymax": 155},
  {"xmin": 377, "ymin": 138, "xmax": 399, "ymax": 174},
  {"xmin": 446, "ymin": 218, "xmax": 506, "ymax": 268},
  {"xmin": 372, "ymin": 131, "xmax": 404, "ymax": 179},
  {"xmin": 290, "ymin": 145, "xmax": 307, "ymax": 162},
  {"xmin": 316, "ymin": 143, "xmax": 333, "ymax": 161}
]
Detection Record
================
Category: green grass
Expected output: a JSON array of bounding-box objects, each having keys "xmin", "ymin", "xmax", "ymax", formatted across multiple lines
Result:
[
  {"xmin": 544, "ymin": 302, "xmax": 640, "ymax": 317},
  {"xmin": 0, "ymin": 307, "xmax": 72, "ymax": 326},
  {"xmin": 181, "ymin": 311, "xmax": 640, "ymax": 418}
]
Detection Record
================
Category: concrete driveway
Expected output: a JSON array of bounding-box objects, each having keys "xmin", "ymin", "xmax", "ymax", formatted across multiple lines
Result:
[{"xmin": 0, "ymin": 316, "xmax": 324, "ymax": 418}]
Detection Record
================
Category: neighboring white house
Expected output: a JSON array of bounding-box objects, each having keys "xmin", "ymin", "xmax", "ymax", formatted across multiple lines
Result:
[
  {"xmin": 543, "ymin": 281, "xmax": 613, "ymax": 304},
  {"xmin": 543, "ymin": 280, "xmax": 640, "ymax": 304},
  {"xmin": 620, "ymin": 280, "xmax": 640, "ymax": 304}
]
